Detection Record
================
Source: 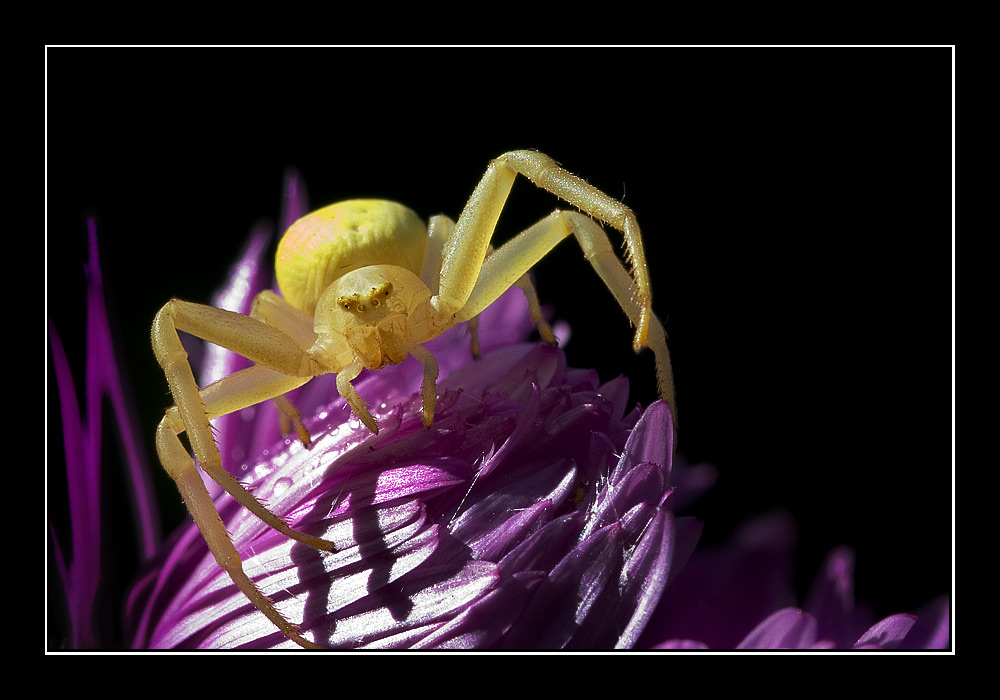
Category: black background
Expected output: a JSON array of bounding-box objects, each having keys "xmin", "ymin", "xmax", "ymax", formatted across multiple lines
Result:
[{"xmin": 48, "ymin": 47, "xmax": 952, "ymax": 646}]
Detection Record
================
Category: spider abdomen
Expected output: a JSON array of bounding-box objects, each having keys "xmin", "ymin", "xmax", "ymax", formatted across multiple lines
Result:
[{"xmin": 276, "ymin": 199, "xmax": 427, "ymax": 314}]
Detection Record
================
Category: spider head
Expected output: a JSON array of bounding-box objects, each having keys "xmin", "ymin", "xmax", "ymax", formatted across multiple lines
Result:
[{"xmin": 313, "ymin": 264, "xmax": 433, "ymax": 370}]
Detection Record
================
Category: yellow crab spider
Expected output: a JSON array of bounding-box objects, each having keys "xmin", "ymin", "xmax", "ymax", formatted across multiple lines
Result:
[{"xmin": 151, "ymin": 150, "xmax": 675, "ymax": 649}]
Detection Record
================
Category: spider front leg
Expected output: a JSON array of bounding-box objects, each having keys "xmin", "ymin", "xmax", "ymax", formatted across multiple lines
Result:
[
  {"xmin": 432, "ymin": 151, "xmax": 675, "ymax": 423},
  {"xmin": 423, "ymin": 215, "xmax": 554, "ymax": 357},
  {"xmin": 157, "ymin": 405, "xmax": 320, "ymax": 649},
  {"xmin": 409, "ymin": 343, "xmax": 440, "ymax": 426},
  {"xmin": 437, "ymin": 150, "xmax": 655, "ymax": 351},
  {"xmin": 152, "ymin": 299, "xmax": 334, "ymax": 648},
  {"xmin": 443, "ymin": 209, "xmax": 676, "ymax": 427},
  {"xmin": 251, "ymin": 290, "xmax": 322, "ymax": 445}
]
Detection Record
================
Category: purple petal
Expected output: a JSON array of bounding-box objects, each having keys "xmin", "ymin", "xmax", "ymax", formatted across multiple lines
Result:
[
  {"xmin": 617, "ymin": 400, "xmax": 674, "ymax": 482},
  {"xmin": 583, "ymin": 462, "xmax": 667, "ymax": 540},
  {"xmin": 49, "ymin": 323, "xmax": 98, "ymax": 649},
  {"xmin": 449, "ymin": 460, "xmax": 577, "ymax": 556},
  {"xmin": 50, "ymin": 219, "xmax": 162, "ymax": 649},
  {"xmin": 333, "ymin": 560, "xmax": 500, "ymax": 649},
  {"xmin": 572, "ymin": 507, "xmax": 675, "ymax": 648},
  {"xmin": 737, "ymin": 608, "xmax": 819, "ymax": 649},
  {"xmin": 412, "ymin": 572, "xmax": 546, "ymax": 649},
  {"xmin": 497, "ymin": 513, "xmax": 586, "ymax": 578},
  {"xmin": 501, "ymin": 521, "xmax": 625, "ymax": 649},
  {"xmin": 899, "ymin": 595, "xmax": 950, "ymax": 649},
  {"xmin": 853, "ymin": 613, "xmax": 918, "ymax": 649},
  {"xmin": 657, "ymin": 639, "xmax": 709, "ymax": 649},
  {"xmin": 804, "ymin": 545, "xmax": 870, "ymax": 647}
]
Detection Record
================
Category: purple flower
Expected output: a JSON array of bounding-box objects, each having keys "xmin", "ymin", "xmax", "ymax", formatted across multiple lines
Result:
[
  {"xmin": 117, "ymin": 171, "xmax": 682, "ymax": 649},
  {"xmin": 50, "ymin": 170, "xmax": 949, "ymax": 651},
  {"xmin": 639, "ymin": 512, "xmax": 951, "ymax": 650},
  {"xmin": 126, "ymin": 271, "xmax": 680, "ymax": 648}
]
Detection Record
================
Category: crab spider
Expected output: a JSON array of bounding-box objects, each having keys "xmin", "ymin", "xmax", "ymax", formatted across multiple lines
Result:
[{"xmin": 152, "ymin": 150, "xmax": 675, "ymax": 649}]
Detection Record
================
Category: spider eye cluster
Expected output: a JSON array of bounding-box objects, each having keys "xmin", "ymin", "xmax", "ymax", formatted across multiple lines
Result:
[{"xmin": 337, "ymin": 282, "xmax": 393, "ymax": 314}]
